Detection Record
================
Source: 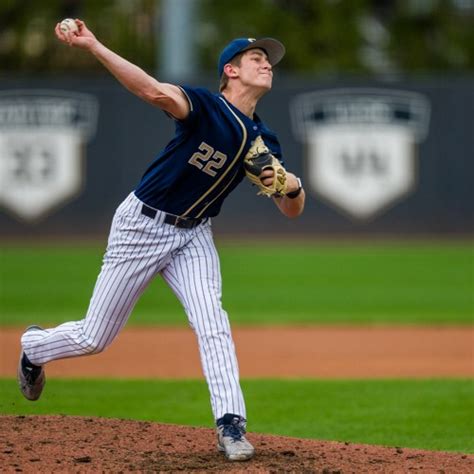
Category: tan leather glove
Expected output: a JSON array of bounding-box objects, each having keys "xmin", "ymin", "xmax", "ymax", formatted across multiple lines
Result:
[{"xmin": 243, "ymin": 136, "xmax": 288, "ymax": 197}]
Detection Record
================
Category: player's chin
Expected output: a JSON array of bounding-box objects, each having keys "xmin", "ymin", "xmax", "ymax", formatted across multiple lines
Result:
[{"xmin": 257, "ymin": 78, "xmax": 273, "ymax": 92}]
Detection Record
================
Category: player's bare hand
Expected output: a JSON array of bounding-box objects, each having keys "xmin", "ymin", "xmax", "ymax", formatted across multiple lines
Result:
[
  {"xmin": 260, "ymin": 169, "xmax": 299, "ymax": 190},
  {"xmin": 259, "ymin": 168, "xmax": 274, "ymax": 187},
  {"xmin": 261, "ymin": 170, "xmax": 299, "ymax": 194},
  {"xmin": 55, "ymin": 19, "xmax": 98, "ymax": 51}
]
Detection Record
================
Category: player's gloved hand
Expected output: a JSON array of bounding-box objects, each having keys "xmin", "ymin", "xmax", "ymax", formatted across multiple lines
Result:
[{"xmin": 243, "ymin": 136, "xmax": 288, "ymax": 197}]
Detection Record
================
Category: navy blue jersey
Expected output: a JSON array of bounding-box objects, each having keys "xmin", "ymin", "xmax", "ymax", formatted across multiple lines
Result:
[{"xmin": 134, "ymin": 86, "xmax": 283, "ymax": 218}]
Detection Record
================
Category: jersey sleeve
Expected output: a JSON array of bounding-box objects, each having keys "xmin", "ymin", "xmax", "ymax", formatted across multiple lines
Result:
[{"xmin": 175, "ymin": 86, "xmax": 214, "ymax": 130}]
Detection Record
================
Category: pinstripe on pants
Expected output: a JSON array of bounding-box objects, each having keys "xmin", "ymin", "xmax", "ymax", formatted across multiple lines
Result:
[{"xmin": 21, "ymin": 192, "xmax": 246, "ymax": 419}]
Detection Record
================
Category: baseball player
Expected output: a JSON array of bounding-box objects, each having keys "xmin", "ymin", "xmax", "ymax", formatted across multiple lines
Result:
[{"xmin": 17, "ymin": 19, "xmax": 305, "ymax": 461}]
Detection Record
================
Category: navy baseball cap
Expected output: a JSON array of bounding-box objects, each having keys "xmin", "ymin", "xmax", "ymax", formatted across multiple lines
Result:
[{"xmin": 218, "ymin": 37, "xmax": 285, "ymax": 77}]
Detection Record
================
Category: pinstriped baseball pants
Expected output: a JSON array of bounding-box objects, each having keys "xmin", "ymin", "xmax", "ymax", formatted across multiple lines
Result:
[{"xmin": 21, "ymin": 192, "xmax": 246, "ymax": 420}]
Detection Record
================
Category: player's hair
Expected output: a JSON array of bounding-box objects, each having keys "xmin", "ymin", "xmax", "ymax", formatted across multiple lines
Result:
[{"xmin": 219, "ymin": 53, "xmax": 244, "ymax": 92}]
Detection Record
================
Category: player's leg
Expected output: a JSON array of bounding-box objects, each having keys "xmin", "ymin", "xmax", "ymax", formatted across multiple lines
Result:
[
  {"xmin": 20, "ymin": 193, "xmax": 176, "ymax": 366},
  {"xmin": 161, "ymin": 222, "xmax": 246, "ymax": 420},
  {"xmin": 161, "ymin": 222, "xmax": 254, "ymax": 460}
]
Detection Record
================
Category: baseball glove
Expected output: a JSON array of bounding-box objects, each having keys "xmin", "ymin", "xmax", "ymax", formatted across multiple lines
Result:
[{"xmin": 243, "ymin": 136, "xmax": 288, "ymax": 197}]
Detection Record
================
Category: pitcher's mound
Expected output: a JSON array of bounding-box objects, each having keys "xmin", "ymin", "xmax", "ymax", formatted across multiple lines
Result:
[{"xmin": 1, "ymin": 415, "xmax": 472, "ymax": 472}]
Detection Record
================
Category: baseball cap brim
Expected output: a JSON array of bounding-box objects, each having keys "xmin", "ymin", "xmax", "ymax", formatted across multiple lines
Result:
[{"xmin": 239, "ymin": 38, "xmax": 286, "ymax": 68}]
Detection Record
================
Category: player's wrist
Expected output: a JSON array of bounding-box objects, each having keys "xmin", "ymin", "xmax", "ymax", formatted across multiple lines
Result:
[
  {"xmin": 88, "ymin": 39, "xmax": 104, "ymax": 55},
  {"xmin": 286, "ymin": 177, "xmax": 302, "ymax": 199}
]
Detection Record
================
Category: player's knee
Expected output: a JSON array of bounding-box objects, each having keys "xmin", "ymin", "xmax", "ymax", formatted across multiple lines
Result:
[
  {"xmin": 195, "ymin": 326, "xmax": 230, "ymax": 343},
  {"xmin": 80, "ymin": 333, "xmax": 108, "ymax": 355}
]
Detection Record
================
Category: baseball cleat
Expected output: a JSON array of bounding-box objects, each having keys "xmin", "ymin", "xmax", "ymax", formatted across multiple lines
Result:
[
  {"xmin": 216, "ymin": 413, "xmax": 255, "ymax": 461},
  {"xmin": 17, "ymin": 325, "xmax": 45, "ymax": 401}
]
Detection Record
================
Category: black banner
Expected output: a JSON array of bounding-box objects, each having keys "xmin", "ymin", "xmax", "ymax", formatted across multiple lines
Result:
[{"xmin": 0, "ymin": 75, "xmax": 472, "ymax": 236}]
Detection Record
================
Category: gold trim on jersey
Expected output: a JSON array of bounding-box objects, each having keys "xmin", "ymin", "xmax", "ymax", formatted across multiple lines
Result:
[
  {"xmin": 181, "ymin": 97, "xmax": 247, "ymax": 217},
  {"xmin": 195, "ymin": 168, "xmax": 240, "ymax": 218},
  {"xmin": 178, "ymin": 86, "xmax": 194, "ymax": 112}
]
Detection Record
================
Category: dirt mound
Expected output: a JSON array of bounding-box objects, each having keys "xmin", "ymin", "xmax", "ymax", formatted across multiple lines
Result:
[{"xmin": 1, "ymin": 416, "xmax": 472, "ymax": 473}]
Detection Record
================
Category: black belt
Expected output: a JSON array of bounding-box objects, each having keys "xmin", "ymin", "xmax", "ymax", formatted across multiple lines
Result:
[{"xmin": 141, "ymin": 203, "xmax": 203, "ymax": 229}]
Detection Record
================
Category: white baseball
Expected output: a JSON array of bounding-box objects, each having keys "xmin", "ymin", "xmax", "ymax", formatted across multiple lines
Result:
[{"xmin": 59, "ymin": 18, "xmax": 78, "ymax": 34}]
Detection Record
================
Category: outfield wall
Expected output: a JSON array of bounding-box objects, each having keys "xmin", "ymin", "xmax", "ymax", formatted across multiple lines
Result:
[{"xmin": 0, "ymin": 75, "xmax": 472, "ymax": 237}]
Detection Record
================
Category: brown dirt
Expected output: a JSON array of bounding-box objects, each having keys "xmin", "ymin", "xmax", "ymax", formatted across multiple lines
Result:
[
  {"xmin": 1, "ymin": 325, "xmax": 473, "ymax": 472},
  {"xmin": 1, "ymin": 415, "xmax": 472, "ymax": 473},
  {"xmin": 1, "ymin": 326, "xmax": 473, "ymax": 378}
]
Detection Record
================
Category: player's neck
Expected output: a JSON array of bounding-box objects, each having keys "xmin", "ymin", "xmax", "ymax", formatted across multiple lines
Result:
[{"xmin": 222, "ymin": 88, "xmax": 262, "ymax": 119}]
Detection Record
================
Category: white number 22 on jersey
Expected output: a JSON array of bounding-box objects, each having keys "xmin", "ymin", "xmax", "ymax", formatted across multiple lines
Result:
[{"xmin": 188, "ymin": 142, "xmax": 227, "ymax": 177}]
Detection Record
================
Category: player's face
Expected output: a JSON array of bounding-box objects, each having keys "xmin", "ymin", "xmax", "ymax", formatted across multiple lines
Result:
[{"xmin": 237, "ymin": 49, "xmax": 273, "ymax": 91}]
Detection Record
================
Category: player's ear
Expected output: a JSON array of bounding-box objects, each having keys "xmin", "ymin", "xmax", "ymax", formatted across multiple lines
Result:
[{"xmin": 223, "ymin": 63, "xmax": 239, "ymax": 78}]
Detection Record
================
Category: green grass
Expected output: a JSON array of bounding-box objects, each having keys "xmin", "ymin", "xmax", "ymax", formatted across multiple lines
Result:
[
  {"xmin": 1, "ymin": 378, "xmax": 472, "ymax": 453},
  {"xmin": 1, "ymin": 241, "xmax": 473, "ymax": 326}
]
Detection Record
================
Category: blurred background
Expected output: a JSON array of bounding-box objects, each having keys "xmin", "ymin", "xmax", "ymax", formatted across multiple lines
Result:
[
  {"xmin": 0, "ymin": 0, "xmax": 473, "ymax": 237},
  {"xmin": 1, "ymin": 2, "xmax": 473, "ymax": 453}
]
